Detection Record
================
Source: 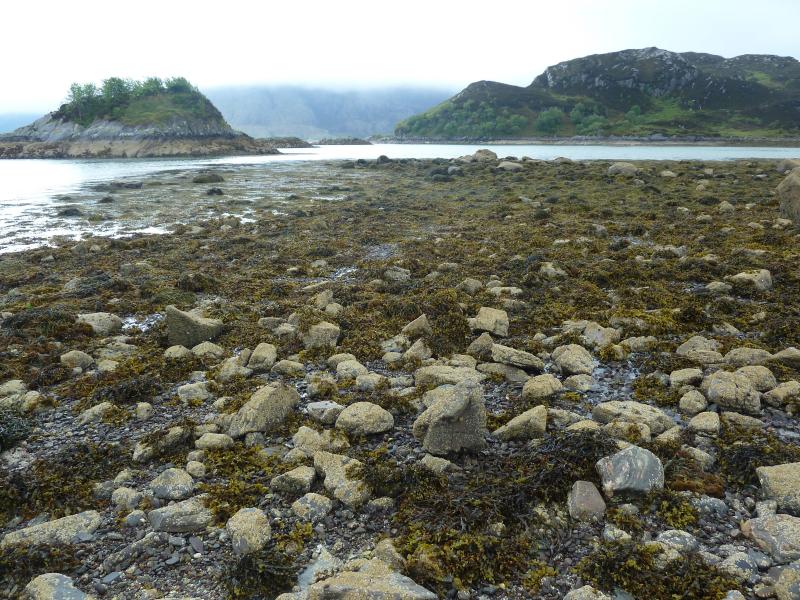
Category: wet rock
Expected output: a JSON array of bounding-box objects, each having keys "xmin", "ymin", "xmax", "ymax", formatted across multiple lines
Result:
[
  {"xmin": 76, "ymin": 312, "xmax": 122, "ymax": 336},
  {"xmin": 592, "ymin": 400, "xmax": 674, "ymax": 435},
  {"xmin": 226, "ymin": 507, "xmax": 271, "ymax": 555},
  {"xmin": 401, "ymin": 314, "xmax": 433, "ymax": 338},
  {"xmin": 24, "ymin": 573, "xmax": 94, "ymax": 599},
  {"xmin": 165, "ymin": 305, "xmax": 223, "ymax": 347},
  {"xmin": 552, "ymin": 344, "xmax": 594, "ymax": 375},
  {"xmin": 742, "ymin": 514, "xmax": 800, "ymax": 563},
  {"xmin": 148, "ymin": 495, "xmax": 214, "ymax": 533},
  {"xmin": 307, "ymin": 558, "xmax": 436, "ymax": 600},
  {"xmin": 384, "ymin": 266, "xmax": 411, "ymax": 282},
  {"xmin": 757, "ymin": 463, "xmax": 800, "ymax": 514},
  {"xmin": 567, "ymin": 481, "xmax": 606, "ymax": 522},
  {"xmin": 271, "ymin": 359, "xmax": 305, "ymax": 377},
  {"xmin": 335, "ymin": 402, "xmax": 394, "ymax": 435},
  {"xmin": 228, "ymin": 383, "xmax": 300, "ymax": 437},
  {"xmin": 477, "ymin": 362, "xmax": 528, "ymax": 383},
  {"xmin": 0, "ymin": 510, "xmax": 101, "ymax": 548},
  {"xmin": 596, "ymin": 445, "xmax": 664, "ymax": 497},
  {"xmin": 492, "ymin": 405, "xmax": 547, "ymax": 441},
  {"xmin": 657, "ymin": 529, "xmax": 698, "ymax": 552},
  {"xmin": 703, "ymin": 370, "xmax": 761, "ymax": 414},
  {"xmin": 192, "ymin": 173, "xmax": 224, "ymax": 184},
  {"xmin": 412, "ymin": 381, "xmax": 487, "ymax": 455},
  {"xmin": 468, "ymin": 306, "xmax": 509, "ymax": 337},
  {"xmin": 775, "ymin": 561, "xmax": 800, "ymax": 600},
  {"xmin": 164, "ymin": 345, "xmax": 192, "ymax": 360}
]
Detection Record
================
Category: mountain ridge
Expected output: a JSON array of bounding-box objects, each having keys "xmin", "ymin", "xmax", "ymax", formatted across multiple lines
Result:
[{"xmin": 396, "ymin": 47, "xmax": 800, "ymax": 139}]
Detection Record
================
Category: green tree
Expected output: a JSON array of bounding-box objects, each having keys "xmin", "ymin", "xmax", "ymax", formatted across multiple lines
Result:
[{"xmin": 534, "ymin": 108, "xmax": 563, "ymax": 135}]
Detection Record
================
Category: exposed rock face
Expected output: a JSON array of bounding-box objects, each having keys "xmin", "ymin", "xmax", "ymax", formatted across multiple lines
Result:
[
  {"xmin": 0, "ymin": 113, "xmax": 279, "ymax": 159},
  {"xmin": 412, "ymin": 381, "xmax": 487, "ymax": 455}
]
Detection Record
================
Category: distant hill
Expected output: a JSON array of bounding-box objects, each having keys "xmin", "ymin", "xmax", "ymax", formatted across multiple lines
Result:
[
  {"xmin": 0, "ymin": 77, "xmax": 276, "ymax": 158},
  {"xmin": 396, "ymin": 48, "xmax": 800, "ymax": 139},
  {"xmin": 204, "ymin": 85, "xmax": 453, "ymax": 139}
]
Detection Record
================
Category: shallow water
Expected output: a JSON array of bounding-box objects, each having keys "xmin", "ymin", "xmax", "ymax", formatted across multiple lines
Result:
[{"xmin": 0, "ymin": 143, "xmax": 798, "ymax": 253}]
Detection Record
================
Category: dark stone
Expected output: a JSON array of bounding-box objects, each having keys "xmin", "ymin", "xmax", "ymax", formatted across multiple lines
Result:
[{"xmin": 206, "ymin": 187, "xmax": 223, "ymax": 196}]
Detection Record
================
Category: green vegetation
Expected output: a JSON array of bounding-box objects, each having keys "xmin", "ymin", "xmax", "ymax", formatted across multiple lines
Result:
[
  {"xmin": 395, "ymin": 49, "xmax": 800, "ymax": 139},
  {"xmin": 54, "ymin": 77, "xmax": 225, "ymax": 127}
]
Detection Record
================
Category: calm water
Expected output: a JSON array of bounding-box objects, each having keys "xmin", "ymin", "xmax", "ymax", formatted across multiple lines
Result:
[{"xmin": 0, "ymin": 143, "xmax": 797, "ymax": 253}]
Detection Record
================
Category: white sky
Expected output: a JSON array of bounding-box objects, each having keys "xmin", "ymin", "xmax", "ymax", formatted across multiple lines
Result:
[{"xmin": 2, "ymin": 0, "xmax": 798, "ymax": 112}]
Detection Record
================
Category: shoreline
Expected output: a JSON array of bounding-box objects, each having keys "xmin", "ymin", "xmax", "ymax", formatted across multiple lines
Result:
[{"xmin": 380, "ymin": 136, "xmax": 800, "ymax": 148}]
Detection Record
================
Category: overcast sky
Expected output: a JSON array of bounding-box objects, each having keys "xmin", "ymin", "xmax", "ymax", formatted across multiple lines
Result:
[{"xmin": 2, "ymin": 0, "xmax": 798, "ymax": 112}]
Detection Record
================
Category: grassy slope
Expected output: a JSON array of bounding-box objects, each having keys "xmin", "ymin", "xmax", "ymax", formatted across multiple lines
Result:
[{"xmin": 116, "ymin": 92, "xmax": 223, "ymax": 126}]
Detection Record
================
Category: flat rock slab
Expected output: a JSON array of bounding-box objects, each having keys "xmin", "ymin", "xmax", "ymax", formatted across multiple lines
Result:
[{"xmin": 0, "ymin": 510, "xmax": 101, "ymax": 548}]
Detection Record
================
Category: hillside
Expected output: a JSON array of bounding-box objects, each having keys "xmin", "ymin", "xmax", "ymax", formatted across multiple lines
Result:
[
  {"xmin": 204, "ymin": 85, "xmax": 452, "ymax": 139},
  {"xmin": 396, "ymin": 48, "xmax": 800, "ymax": 139},
  {"xmin": 0, "ymin": 78, "xmax": 276, "ymax": 158}
]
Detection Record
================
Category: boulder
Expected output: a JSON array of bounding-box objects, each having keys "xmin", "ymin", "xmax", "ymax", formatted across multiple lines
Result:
[
  {"xmin": 148, "ymin": 468, "xmax": 194, "ymax": 500},
  {"xmin": 703, "ymin": 370, "xmax": 761, "ymax": 414},
  {"xmin": 165, "ymin": 305, "xmax": 223, "ymax": 347},
  {"xmin": 313, "ymin": 450, "xmax": 370, "ymax": 508},
  {"xmin": 228, "ymin": 383, "xmax": 300, "ymax": 437},
  {"xmin": 412, "ymin": 381, "xmax": 487, "ymax": 455},
  {"xmin": 336, "ymin": 359, "xmax": 369, "ymax": 380},
  {"xmin": 335, "ymin": 402, "xmax": 394, "ymax": 435},
  {"xmin": 401, "ymin": 315, "xmax": 433, "ymax": 338},
  {"xmin": 492, "ymin": 405, "xmax": 547, "ymax": 441},
  {"xmin": 490, "ymin": 344, "xmax": 544, "ymax": 371},
  {"xmin": 608, "ymin": 162, "xmax": 638, "ymax": 176},
  {"xmin": 291, "ymin": 492, "xmax": 333, "ymax": 522},
  {"xmin": 521, "ymin": 374, "xmax": 563, "ymax": 401},
  {"xmin": 757, "ymin": 463, "xmax": 800, "ymax": 514},
  {"xmin": 247, "ymin": 343, "xmax": 277, "ymax": 372},
  {"xmin": 24, "ymin": 573, "xmax": 94, "ymax": 600},
  {"xmin": 303, "ymin": 321, "xmax": 341, "ymax": 349},
  {"xmin": 60, "ymin": 350, "xmax": 94, "ymax": 369},
  {"xmin": 226, "ymin": 507, "xmax": 271, "ymax": 555},
  {"xmin": 564, "ymin": 586, "xmax": 611, "ymax": 600},
  {"xmin": 271, "ymin": 465, "xmax": 316, "ymax": 495},
  {"xmin": 552, "ymin": 344, "xmax": 594, "ymax": 375},
  {"xmin": 195, "ymin": 432, "xmax": 234, "ymax": 450},
  {"xmin": 76, "ymin": 312, "xmax": 122, "ymax": 336},
  {"xmin": 468, "ymin": 307, "xmax": 509, "ymax": 337},
  {"xmin": 775, "ymin": 561, "xmax": 800, "ymax": 600},
  {"xmin": 148, "ymin": 495, "xmax": 214, "ymax": 533},
  {"xmin": 737, "ymin": 366, "xmax": 777, "ymax": 391},
  {"xmin": 778, "ymin": 169, "xmax": 800, "ymax": 224},
  {"xmin": 307, "ymin": 558, "xmax": 436, "ymax": 600},
  {"xmin": 192, "ymin": 341, "xmax": 225, "ymax": 361},
  {"xmin": 0, "ymin": 510, "xmax": 101, "ymax": 548},
  {"xmin": 567, "ymin": 481, "xmax": 606, "ymax": 522},
  {"xmin": 676, "ymin": 335, "xmax": 720, "ymax": 356},
  {"xmin": 497, "ymin": 161, "xmax": 523, "ymax": 172},
  {"xmin": 292, "ymin": 426, "xmax": 350, "ymax": 457},
  {"xmin": 727, "ymin": 269, "xmax": 773, "ymax": 292},
  {"xmin": 595, "ymin": 445, "xmax": 664, "ymax": 497},
  {"xmin": 742, "ymin": 514, "xmax": 800, "ymax": 563},
  {"xmin": 592, "ymin": 400, "xmax": 674, "ymax": 435},
  {"xmin": 725, "ymin": 347, "xmax": 774, "ymax": 367},
  {"xmin": 413, "ymin": 365, "xmax": 486, "ymax": 388}
]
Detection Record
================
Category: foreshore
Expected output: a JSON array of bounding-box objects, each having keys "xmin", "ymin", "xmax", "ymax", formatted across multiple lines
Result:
[{"xmin": 1, "ymin": 154, "xmax": 799, "ymax": 599}]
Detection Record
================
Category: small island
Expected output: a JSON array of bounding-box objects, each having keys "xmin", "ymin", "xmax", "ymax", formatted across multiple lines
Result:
[{"xmin": 0, "ymin": 77, "xmax": 279, "ymax": 158}]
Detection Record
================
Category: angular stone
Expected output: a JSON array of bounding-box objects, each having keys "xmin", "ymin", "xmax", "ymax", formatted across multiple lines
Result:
[
  {"xmin": 149, "ymin": 468, "xmax": 194, "ymax": 500},
  {"xmin": 522, "ymin": 374, "xmax": 563, "ymax": 401},
  {"xmin": 24, "ymin": 573, "xmax": 94, "ymax": 600},
  {"xmin": 592, "ymin": 400, "xmax": 674, "ymax": 435},
  {"xmin": 314, "ymin": 450, "xmax": 370, "ymax": 508},
  {"xmin": 228, "ymin": 383, "xmax": 300, "ymax": 437},
  {"xmin": 413, "ymin": 365, "xmax": 486, "ymax": 388},
  {"xmin": 292, "ymin": 426, "xmax": 350, "ymax": 457},
  {"xmin": 552, "ymin": 344, "xmax": 594, "ymax": 375},
  {"xmin": 336, "ymin": 359, "xmax": 369, "ymax": 380},
  {"xmin": 742, "ymin": 514, "xmax": 800, "ymax": 563},
  {"xmin": 492, "ymin": 405, "xmax": 547, "ymax": 441},
  {"xmin": 0, "ymin": 511, "xmax": 101, "ymax": 548},
  {"xmin": 688, "ymin": 411, "xmax": 720, "ymax": 435},
  {"xmin": 757, "ymin": 463, "xmax": 800, "ymax": 514},
  {"xmin": 307, "ymin": 558, "xmax": 436, "ymax": 600},
  {"xmin": 335, "ymin": 402, "xmax": 394, "ymax": 435},
  {"xmin": 165, "ymin": 305, "xmax": 223, "ymax": 347},
  {"xmin": 247, "ymin": 343, "xmax": 277, "ymax": 372},
  {"xmin": 271, "ymin": 465, "xmax": 316, "ymax": 495},
  {"xmin": 148, "ymin": 496, "xmax": 213, "ymax": 533},
  {"xmin": 727, "ymin": 269, "xmax": 773, "ymax": 292},
  {"xmin": 476, "ymin": 362, "xmax": 528, "ymax": 383},
  {"xmin": 676, "ymin": 335, "xmax": 720, "ymax": 356},
  {"xmin": 567, "ymin": 481, "xmax": 606, "ymax": 522},
  {"xmin": 292, "ymin": 492, "xmax": 333, "ymax": 522},
  {"xmin": 736, "ymin": 366, "xmax": 777, "ymax": 391},
  {"xmin": 669, "ymin": 368, "xmax": 703, "ymax": 388},
  {"xmin": 226, "ymin": 507, "xmax": 271, "ymax": 555},
  {"xmin": 725, "ymin": 347, "xmax": 774, "ymax": 367},
  {"xmin": 191, "ymin": 341, "xmax": 225, "ymax": 361},
  {"xmin": 679, "ymin": 389, "xmax": 708, "ymax": 415},
  {"xmin": 765, "ymin": 381, "xmax": 800, "ymax": 407},
  {"xmin": 564, "ymin": 586, "xmax": 611, "ymax": 600},
  {"xmin": 60, "ymin": 350, "xmax": 94, "ymax": 369},
  {"xmin": 304, "ymin": 321, "xmax": 341, "ymax": 350},
  {"xmin": 703, "ymin": 370, "xmax": 761, "ymax": 415},
  {"xmin": 468, "ymin": 307, "xmax": 509, "ymax": 337},
  {"xmin": 596, "ymin": 445, "xmax": 664, "ymax": 497},
  {"xmin": 490, "ymin": 344, "xmax": 544, "ymax": 371},
  {"xmin": 77, "ymin": 312, "xmax": 123, "ymax": 336},
  {"xmin": 401, "ymin": 314, "xmax": 433, "ymax": 338},
  {"xmin": 412, "ymin": 381, "xmax": 487, "ymax": 455},
  {"xmin": 195, "ymin": 432, "xmax": 234, "ymax": 450}
]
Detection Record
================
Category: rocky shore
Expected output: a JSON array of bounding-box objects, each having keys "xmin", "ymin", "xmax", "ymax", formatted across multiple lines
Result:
[{"xmin": 2, "ymin": 152, "xmax": 800, "ymax": 599}]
